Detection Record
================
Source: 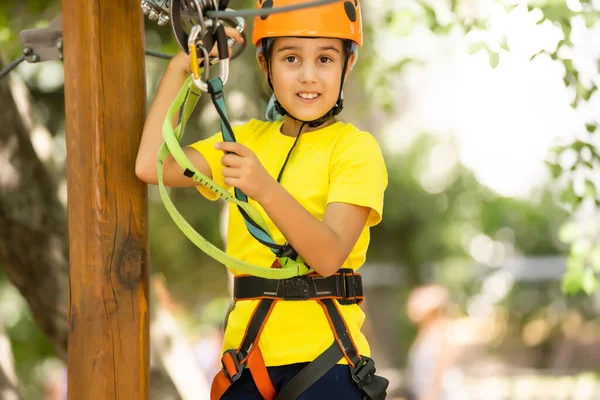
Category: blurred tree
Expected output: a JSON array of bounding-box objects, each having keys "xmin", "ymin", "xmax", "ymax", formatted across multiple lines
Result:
[{"xmin": 0, "ymin": 55, "xmax": 69, "ymax": 360}]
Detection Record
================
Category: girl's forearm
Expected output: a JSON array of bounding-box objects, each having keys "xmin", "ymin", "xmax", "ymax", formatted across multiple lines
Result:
[
  {"xmin": 259, "ymin": 181, "xmax": 345, "ymax": 277},
  {"xmin": 135, "ymin": 62, "xmax": 188, "ymax": 178}
]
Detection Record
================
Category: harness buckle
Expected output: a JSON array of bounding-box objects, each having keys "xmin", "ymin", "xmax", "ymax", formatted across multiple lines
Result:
[
  {"xmin": 276, "ymin": 242, "xmax": 298, "ymax": 260},
  {"xmin": 280, "ymin": 276, "xmax": 310, "ymax": 300},
  {"xmin": 338, "ymin": 268, "xmax": 358, "ymax": 305},
  {"xmin": 221, "ymin": 349, "xmax": 244, "ymax": 383},
  {"xmin": 350, "ymin": 356, "xmax": 376, "ymax": 388}
]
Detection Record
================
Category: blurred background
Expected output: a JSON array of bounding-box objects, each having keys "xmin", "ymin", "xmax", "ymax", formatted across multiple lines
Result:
[{"xmin": 1, "ymin": 0, "xmax": 600, "ymax": 399}]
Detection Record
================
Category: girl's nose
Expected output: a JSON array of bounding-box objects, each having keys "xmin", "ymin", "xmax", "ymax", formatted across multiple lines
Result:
[{"xmin": 299, "ymin": 63, "xmax": 318, "ymax": 83}]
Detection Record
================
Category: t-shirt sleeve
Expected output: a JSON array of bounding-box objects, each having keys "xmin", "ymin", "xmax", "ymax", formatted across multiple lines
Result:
[
  {"xmin": 186, "ymin": 131, "xmax": 230, "ymax": 201},
  {"xmin": 326, "ymin": 132, "xmax": 388, "ymax": 227}
]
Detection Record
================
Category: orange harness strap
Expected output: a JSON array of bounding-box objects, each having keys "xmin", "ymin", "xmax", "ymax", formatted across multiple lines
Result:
[
  {"xmin": 210, "ymin": 345, "xmax": 276, "ymax": 400},
  {"xmin": 210, "ymin": 299, "xmax": 276, "ymax": 400},
  {"xmin": 248, "ymin": 346, "xmax": 276, "ymax": 399}
]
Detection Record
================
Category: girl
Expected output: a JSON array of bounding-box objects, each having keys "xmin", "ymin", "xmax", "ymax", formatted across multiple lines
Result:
[{"xmin": 136, "ymin": 1, "xmax": 388, "ymax": 399}]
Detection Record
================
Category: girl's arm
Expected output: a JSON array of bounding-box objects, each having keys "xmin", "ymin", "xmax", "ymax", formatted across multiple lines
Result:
[
  {"xmin": 216, "ymin": 141, "xmax": 373, "ymax": 277},
  {"xmin": 135, "ymin": 52, "xmax": 212, "ymax": 186},
  {"xmin": 261, "ymin": 183, "xmax": 370, "ymax": 277},
  {"xmin": 136, "ymin": 24, "xmax": 243, "ymax": 186}
]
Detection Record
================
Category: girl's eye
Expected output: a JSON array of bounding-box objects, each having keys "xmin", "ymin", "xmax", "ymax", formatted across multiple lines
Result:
[
  {"xmin": 284, "ymin": 56, "xmax": 298, "ymax": 63},
  {"xmin": 319, "ymin": 56, "xmax": 332, "ymax": 63}
]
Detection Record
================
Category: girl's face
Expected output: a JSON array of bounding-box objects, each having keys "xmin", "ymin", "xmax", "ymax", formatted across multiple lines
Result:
[{"xmin": 260, "ymin": 37, "xmax": 354, "ymax": 124}]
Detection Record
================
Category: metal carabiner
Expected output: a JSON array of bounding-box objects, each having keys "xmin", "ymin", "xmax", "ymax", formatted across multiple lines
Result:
[
  {"xmin": 188, "ymin": 25, "xmax": 211, "ymax": 91},
  {"xmin": 227, "ymin": 15, "xmax": 246, "ymax": 47},
  {"xmin": 187, "ymin": 0, "xmax": 231, "ymax": 91},
  {"xmin": 205, "ymin": 15, "xmax": 246, "ymax": 67},
  {"xmin": 188, "ymin": 26, "xmax": 231, "ymax": 91},
  {"xmin": 210, "ymin": 20, "xmax": 230, "ymax": 84},
  {"xmin": 211, "ymin": 13, "xmax": 246, "ymax": 63}
]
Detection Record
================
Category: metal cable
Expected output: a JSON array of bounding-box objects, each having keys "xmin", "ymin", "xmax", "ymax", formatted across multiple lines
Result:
[
  {"xmin": 0, "ymin": 56, "xmax": 25, "ymax": 81},
  {"xmin": 145, "ymin": 50, "xmax": 173, "ymax": 60},
  {"xmin": 201, "ymin": 0, "xmax": 343, "ymax": 18},
  {"xmin": 0, "ymin": 51, "xmax": 176, "ymax": 82}
]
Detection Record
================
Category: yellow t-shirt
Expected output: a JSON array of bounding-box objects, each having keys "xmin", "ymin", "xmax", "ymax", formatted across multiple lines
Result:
[{"xmin": 188, "ymin": 119, "xmax": 388, "ymax": 366}]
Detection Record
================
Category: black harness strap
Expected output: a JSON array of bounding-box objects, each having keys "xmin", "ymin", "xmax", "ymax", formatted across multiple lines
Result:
[
  {"xmin": 234, "ymin": 269, "xmax": 364, "ymax": 304},
  {"xmin": 221, "ymin": 299, "xmax": 275, "ymax": 383},
  {"xmin": 274, "ymin": 299, "xmax": 388, "ymax": 400},
  {"xmin": 274, "ymin": 340, "xmax": 343, "ymax": 400}
]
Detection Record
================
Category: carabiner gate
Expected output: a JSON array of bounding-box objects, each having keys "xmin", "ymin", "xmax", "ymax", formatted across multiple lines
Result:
[
  {"xmin": 187, "ymin": 21, "xmax": 230, "ymax": 91},
  {"xmin": 188, "ymin": 25, "xmax": 211, "ymax": 88}
]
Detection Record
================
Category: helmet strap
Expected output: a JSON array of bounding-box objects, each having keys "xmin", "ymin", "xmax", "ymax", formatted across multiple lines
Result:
[{"xmin": 263, "ymin": 39, "xmax": 353, "ymax": 129}]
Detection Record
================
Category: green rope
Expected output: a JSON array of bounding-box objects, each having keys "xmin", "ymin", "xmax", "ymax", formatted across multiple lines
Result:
[{"xmin": 157, "ymin": 75, "xmax": 312, "ymax": 279}]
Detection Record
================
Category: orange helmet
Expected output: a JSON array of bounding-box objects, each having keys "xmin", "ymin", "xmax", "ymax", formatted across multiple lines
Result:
[{"xmin": 252, "ymin": 0, "xmax": 363, "ymax": 47}]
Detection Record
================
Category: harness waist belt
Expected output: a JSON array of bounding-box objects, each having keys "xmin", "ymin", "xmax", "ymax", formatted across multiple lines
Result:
[{"xmin": 234, "ymin": 268, "xmax": 364, "ymax": 305}]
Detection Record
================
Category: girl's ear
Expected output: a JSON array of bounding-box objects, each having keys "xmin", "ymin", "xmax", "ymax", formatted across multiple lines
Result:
[
  {"xmin": 257, "ymin": 52, "xmax": 269, "ymax": 79},
  {"xmin": 344, "ymin": 52, "xmax": 357, "ymax": 81}
]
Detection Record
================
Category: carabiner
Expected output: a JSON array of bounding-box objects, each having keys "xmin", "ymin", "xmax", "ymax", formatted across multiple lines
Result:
[
  {"xmin": 223, "ymin": 15, "xmax": 246, "ymax": 61},
  {"xmin": 187, "ymin": 23, "xmax": 230, "ymax": 91},
  {"xmin": 188, "ymin": 25, "xmax": 211, "ymax": 90},
  {"xmin": 206, "ymin": 15, "xmax": 246, "ymax": 66},
  {"xmin": 211, "ymin": 20, "xmax": 230, "ymax": 84}
]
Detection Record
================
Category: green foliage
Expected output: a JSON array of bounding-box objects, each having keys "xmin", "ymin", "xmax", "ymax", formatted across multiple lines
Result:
[
  {"xmin": 523, "ymin": 3, "xmax": 600, "ymax": 290},
  {"xmin": 361, "ymin": 0, "xmax": 600, "ymax": 295},
  {"xmin": 545, "ymin": 136, "xmax": 600, "ymax": 294},
  {"xmin": 0, "ymin": 1, "xmax": 61, "ymax": 58},
  {"xmin": 370, "ymin": 134, "xmax": 568, "ymax": 286}
]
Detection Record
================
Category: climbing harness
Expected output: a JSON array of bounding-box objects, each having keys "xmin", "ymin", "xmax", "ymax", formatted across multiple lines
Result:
[
  {"xmin": 155, "ymin": 1, "xmax": 390, "ymax": 399},
  {"xmin": 211, "ymin": 270, "xmax": 389, "ymax": 400}
]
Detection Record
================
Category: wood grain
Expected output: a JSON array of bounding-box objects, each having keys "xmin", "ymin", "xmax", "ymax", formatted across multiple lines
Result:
[{"xmin": 62, "ymin": 1, "xmax": 149, "ymax": 398}]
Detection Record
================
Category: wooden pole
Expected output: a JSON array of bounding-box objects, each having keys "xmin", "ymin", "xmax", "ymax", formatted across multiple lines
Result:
[{"xmin": 62, "ymin": 1, "xmax": 149, "ymax": 399}]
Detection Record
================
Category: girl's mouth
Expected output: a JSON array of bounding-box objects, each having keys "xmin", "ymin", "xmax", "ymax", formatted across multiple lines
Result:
[{"xmin": 297, "ymin": 92, "xmax": 321, "ymax": 103}]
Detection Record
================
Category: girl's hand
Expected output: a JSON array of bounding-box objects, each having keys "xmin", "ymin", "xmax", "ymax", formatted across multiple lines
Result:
[
  {"xmin": 216, "ymin": 142, "xmax": 276, "ymax": 204},
  {"xmin": 169, "ymin": 51, "xmax": 193, "ymax": 76},
  {"xmin": 208, "ymin": 26, "xmax": 244, "ymax": 58},
  {"xmin": 167, "ymin": 26, "xmax": 244, "ymax": 76}
]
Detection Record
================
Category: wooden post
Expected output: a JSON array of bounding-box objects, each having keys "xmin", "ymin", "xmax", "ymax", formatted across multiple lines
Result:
[{"xmin": 62, "ymin": 1, "xmax": 149, "ymax": 399}]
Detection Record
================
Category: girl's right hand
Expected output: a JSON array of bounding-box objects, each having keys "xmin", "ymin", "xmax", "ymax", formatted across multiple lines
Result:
[{"xmin": 168, "ymin": 26, "xmax": 244, "ymax": 76}]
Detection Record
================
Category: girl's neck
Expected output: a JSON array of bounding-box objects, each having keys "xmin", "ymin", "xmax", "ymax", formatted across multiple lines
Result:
[{"xmin": 280, "ymin": 115, "xmax": 337, "ymax": 137}]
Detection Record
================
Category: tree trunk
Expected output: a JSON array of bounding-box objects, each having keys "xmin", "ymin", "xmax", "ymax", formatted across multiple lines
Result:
[{"xmin": 0, "ymin": 55, "xmax": 69, "ymax": 361}]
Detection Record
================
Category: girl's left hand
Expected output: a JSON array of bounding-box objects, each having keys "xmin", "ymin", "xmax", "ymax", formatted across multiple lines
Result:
[{"xmin": 216, "ymin": 142, "xmax": 275, "ymax": 203}]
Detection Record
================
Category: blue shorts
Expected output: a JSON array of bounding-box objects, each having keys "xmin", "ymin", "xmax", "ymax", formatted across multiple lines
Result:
[{"xmin": 221, "ymin": 362, "xmax": 363, "ymax": 399}]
